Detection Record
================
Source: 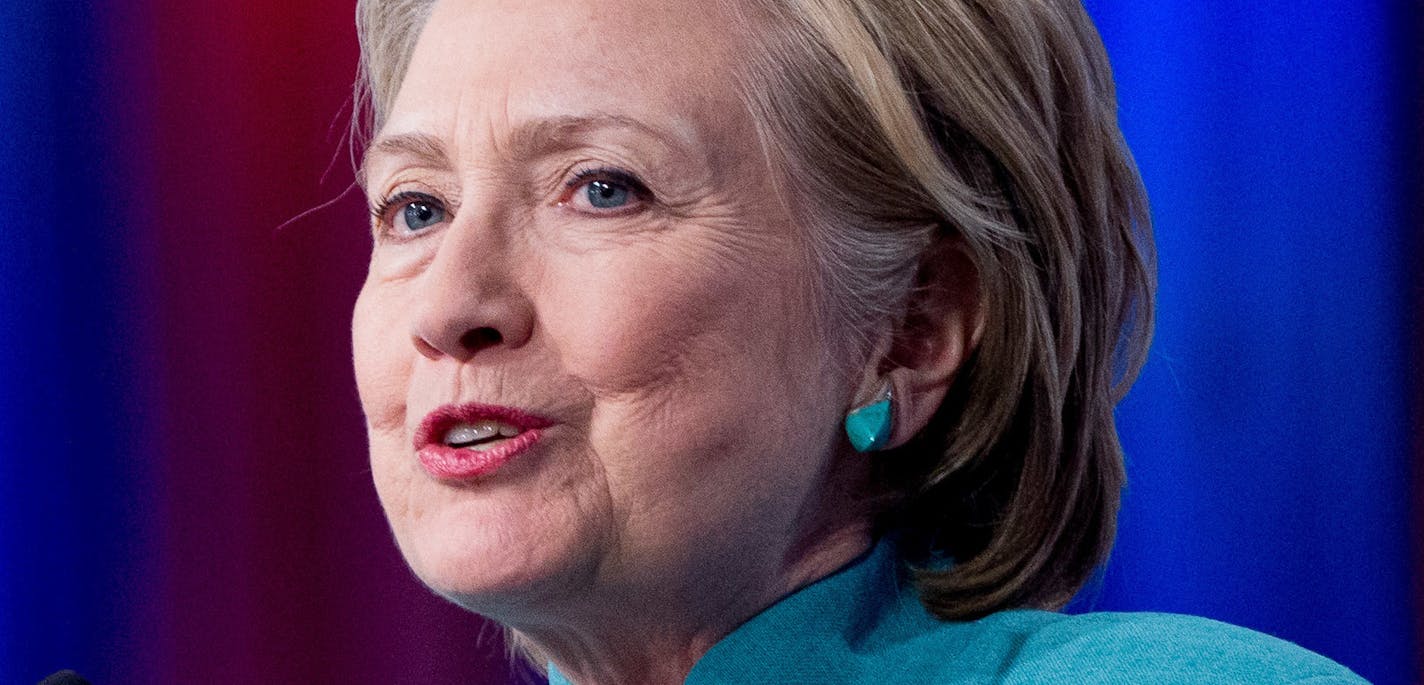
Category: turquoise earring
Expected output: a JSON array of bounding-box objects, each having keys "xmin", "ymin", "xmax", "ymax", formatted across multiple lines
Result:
[{"xmin": 844, "ymin": 385, "xmax": 893, "ymax": 452}]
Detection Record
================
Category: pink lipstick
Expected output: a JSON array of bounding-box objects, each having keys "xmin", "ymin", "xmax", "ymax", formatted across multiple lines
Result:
[{"xmin": 413, "ymin": 403, "xmax": 553, "ymax": 480}]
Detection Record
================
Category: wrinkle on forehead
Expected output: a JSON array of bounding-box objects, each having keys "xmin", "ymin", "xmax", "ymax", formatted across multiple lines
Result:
[{"xmin": 382, "ymin": 0, "xmax": 760, "ymax": 154}]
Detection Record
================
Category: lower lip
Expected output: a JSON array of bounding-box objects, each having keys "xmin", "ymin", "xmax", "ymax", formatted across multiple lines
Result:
[{"xmin": 416, "ymin": 429, "xmax": 543, "ymax": 480}]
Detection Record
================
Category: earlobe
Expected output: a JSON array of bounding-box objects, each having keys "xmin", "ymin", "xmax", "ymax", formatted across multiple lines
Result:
[
  {"xmin": 845, "ymin": 384, "xmax": 894, "ymax": 452},
  {"xmin": 873, "ymin": 241, "xmax": 983, "ymax": 450}
]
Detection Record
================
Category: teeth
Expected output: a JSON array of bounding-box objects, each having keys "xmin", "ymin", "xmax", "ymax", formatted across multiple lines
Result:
[{"xmin": 443, "ymin": 420, "xmax": 519, "ymax": 448}]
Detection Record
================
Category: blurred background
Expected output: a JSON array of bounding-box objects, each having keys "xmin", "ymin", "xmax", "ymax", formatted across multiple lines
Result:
[{"xmin": 0, "ymin": 0, "xmax": 1418, "ymax": 683}]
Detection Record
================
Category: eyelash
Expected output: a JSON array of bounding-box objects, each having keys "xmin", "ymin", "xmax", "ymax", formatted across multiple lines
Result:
[
  {"xmin": 564, "ymin": 165, "xmax": 651, "ymax": 199},
  {"xmin": 368, "ymin": 166, "xmax": 654, "ymax": 236},
  {"xmin": 368, "ymin": 189, "xmax": 441, "ymax": 233}
]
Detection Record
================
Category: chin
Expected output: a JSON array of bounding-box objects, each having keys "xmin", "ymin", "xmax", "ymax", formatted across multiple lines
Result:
[{"xmin": 386, "ymin": 477, "xmax": 603, "ymax": 618}]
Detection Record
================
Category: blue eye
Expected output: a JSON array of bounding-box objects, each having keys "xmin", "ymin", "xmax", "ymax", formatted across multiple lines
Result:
[
  {"xmin": 370, "ymin": 191, "xmax": 448, "ymax": 237},
  {"xmin": 563, "ymin": 167, "xmax": 651, "ymax": 214},
  {"xmin": 585, "ymin": 179, "xmax": 630, "ymax": 209},
  {"xmin": 402, "ymin": 199, "xmax": 445, "ymax": 231}
]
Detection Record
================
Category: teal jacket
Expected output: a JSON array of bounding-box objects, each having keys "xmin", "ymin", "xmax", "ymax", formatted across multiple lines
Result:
[{"xmin": 548, "ymin": 538, "xmax": 1367, "ymax": 684}]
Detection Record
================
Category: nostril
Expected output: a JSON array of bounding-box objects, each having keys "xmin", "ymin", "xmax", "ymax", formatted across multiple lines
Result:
[{"xmin": 460, "ymin": 327, "xmax": 503, "ymax": 351}]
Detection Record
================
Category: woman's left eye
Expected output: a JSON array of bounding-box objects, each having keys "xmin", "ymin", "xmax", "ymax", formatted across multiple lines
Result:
[
  {"xmin": 562, "ymin": 168, "xmax": 651, "ymax": 214},
  {"xmin": 585, "ymin": 179, "xmax": 630, "ymax": 209}
]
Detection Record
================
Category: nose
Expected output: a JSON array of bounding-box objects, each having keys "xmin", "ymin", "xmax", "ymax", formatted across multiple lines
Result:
[{"xmin": 408, "ymin": 213, "xmax": 535, "ymax": 362}]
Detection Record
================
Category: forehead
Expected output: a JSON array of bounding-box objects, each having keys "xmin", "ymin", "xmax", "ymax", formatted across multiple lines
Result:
[{"xmin": 382, "ymin": 0, "xmax": 759, "ymax": 148}]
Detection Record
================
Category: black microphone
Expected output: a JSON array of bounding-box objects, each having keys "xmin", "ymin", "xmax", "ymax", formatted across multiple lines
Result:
[{"xmin": 37, "ymin": 670, "xmax": 92, "ymax": 685}]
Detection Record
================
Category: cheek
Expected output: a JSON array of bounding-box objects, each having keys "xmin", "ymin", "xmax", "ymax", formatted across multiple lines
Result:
[
  {"xmin": 541, "ymin": 247, "xmax": 767, "ymax": 398},
  {"xmin": 536, "ymin": 238, "xmax": 840, "ymax": 535},
  {"xmin": 352, "ymin": 277, "xmax": 416, "ymax": 523},
  {"xmin": 352, "ymin": 275, "xmax": 412, "ymax": 435}
]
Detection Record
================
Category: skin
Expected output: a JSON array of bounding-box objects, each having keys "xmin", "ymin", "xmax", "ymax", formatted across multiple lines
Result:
[{"xmin": 352, "ymin": 0, "xmax": 972, "ymax": 682}]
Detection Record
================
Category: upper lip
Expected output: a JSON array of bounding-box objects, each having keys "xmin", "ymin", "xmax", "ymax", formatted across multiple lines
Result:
[{"xmin": 413, "ymin": 402, "xmax": 555, "ymax": 450}]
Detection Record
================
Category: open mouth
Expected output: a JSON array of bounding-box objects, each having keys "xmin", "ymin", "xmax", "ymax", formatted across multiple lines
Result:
[
  {"xmin": 414, "ymin": 403, "xmax": 554, "ymax": 480},
  {"xmin": 442, "ymin": 419, "xmax": 522, "ymax": 450}
]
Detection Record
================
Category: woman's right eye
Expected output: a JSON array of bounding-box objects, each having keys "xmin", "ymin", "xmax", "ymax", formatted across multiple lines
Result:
[{"xmin": 372, "ymin": 191, "xmax": 448, "ymax": 236}]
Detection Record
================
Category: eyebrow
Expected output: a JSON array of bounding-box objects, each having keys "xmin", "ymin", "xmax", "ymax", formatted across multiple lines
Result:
[
  {"xmin": 358, "ymin": 131, "xmax": 452, "ymax": 188},
  {"xmin": 359, "ymin": 113, "xmax": 693, "ymax": 186},
  {"xmin": 509, "ymin": 114, "xmax": 691, "ymax": 156}
]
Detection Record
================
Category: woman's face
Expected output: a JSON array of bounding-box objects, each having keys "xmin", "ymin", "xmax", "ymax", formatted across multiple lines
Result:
[{"xmin": 353, "ymin": 0, "xmax": 862, "ymax": 620}]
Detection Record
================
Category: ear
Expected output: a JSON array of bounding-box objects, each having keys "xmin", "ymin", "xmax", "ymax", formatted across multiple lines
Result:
[{"xmin": 881, "ymin": 239, "xmax": 983, "ymax": 449}]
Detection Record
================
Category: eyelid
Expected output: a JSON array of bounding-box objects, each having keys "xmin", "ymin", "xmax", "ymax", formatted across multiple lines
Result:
[
  {"xmin": 565, "ymin": 165, "xmax": 648, "ymax": 191},
  {"xmin": 559, "ymin": 165, "xmax": 655, "ymax": 213},
  {"xmin": 369, "ymin": 188, "xmax": 450, "ymax": 238}
]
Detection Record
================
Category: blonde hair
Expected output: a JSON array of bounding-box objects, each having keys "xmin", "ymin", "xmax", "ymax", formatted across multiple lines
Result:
[{"xmin": 356, "ymin": 0, "xmax": 1154, "ymax": 621}]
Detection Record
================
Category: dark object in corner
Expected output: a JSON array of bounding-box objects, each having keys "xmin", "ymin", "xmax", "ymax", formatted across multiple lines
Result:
[{"xmin": 38, "ymin": 670, "xmax": 92, "ymax": 685}]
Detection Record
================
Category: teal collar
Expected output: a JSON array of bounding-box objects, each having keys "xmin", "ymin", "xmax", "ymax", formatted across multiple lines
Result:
[{"xmin": 547, "ymin": 538, "xmax": 1369, "ymax": 684}]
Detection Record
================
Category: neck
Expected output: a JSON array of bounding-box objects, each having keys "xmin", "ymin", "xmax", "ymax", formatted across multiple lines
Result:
[{"xmin": 518, "ymin": 525, "xmax": 873, "ymax": 685}]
